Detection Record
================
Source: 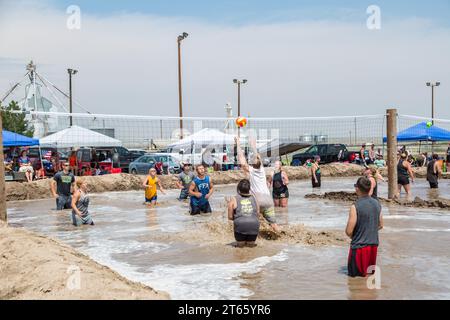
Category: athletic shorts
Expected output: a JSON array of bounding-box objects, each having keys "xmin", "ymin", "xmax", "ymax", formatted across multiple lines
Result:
[
  {"xmin": 429, "ymin": 181, "xmax": 439, "ymax": 189},
  {"xmin": 56, "ymin": 194, "xmax": 72, "ymax": 210},
  {"xmin": 398, "ymin": 176, "xmax": 410, "ymax": 186},
  {"xmin": 348, "ymin": 245, "xmax": 378, "ymax": 277},
  {"xmin": 145, "ymin": 195, "xmax": 158, "ymax": 203},
  {"xmin": 234, "ymin": 232, "xmax": 257, "ymax": 242},
  {"xmin": 273, "ymin": 189, "xmax": 289, "ymax": 200},
  {"xmin": 190, "ymin": 201, "xmax": 212, "ymax": 215}
]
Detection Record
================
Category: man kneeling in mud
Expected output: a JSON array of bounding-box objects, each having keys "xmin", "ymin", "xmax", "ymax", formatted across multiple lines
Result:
[
  {"xmin": 346, "ymin": 176, "xmax": 384, "ymax": 277},
  {"xmin": 228, "ymin": 179, "xmax": 260, "ymax": 248},
  {"xmin": 235, "ymin": 136, "xmax": 280, "ymax": 233}
]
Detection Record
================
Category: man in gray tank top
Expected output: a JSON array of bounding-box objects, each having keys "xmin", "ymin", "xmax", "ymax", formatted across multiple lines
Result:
[
  {"xmin": 228, "ymin": 179, "xmax": 260, "ymax": 248},
  {"xmin": 346, "ymin": 176, "xmax": 383, "ymax": 277}
]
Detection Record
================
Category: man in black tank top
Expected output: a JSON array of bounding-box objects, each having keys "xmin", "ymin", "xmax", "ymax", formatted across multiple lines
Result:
[
  {"xmin": 427, "ymin": 154, "xmax": 442, "ymax": 189},
  {"xmin": 346, "ymin": 177, "xmax": 383, "ymax": 277},
  {"xmin": 397, "ymin": 153, "xmax": 415, "ymax": 198}
]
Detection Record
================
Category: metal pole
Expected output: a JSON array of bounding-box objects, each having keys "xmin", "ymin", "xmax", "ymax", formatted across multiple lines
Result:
[
  {"xmin": 387, "ymin": 109, "xmax": 398, "ymax": 199},
  {"xmin": 431, "ymin": 85, "xmax": 435, "ymax": 125},
  {"xmin": 0, "ymin": 109, "xmax": 7, "ymax": 223},
  {"xmin": 238, "ymin": 82, "xmax": 241, "ymax": 117},
  {"xmin": 69, "ymin": 72, "xmax": 73, "ymax": 126},
  {"xmin": 177, "ymin": 40, "xmax": 184, "ymax": 139}
]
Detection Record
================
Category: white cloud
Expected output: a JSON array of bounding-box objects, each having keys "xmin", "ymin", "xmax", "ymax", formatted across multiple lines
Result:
[{"xmin": 1, "ymin": 1, "xmax": 449, "ymax": 119}]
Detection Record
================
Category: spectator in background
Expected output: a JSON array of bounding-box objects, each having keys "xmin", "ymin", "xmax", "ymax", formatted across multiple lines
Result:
[
  {"xmin": 369, "ymin": 144, "xmax": 376, "ymax": 164},
  {"xmin": 373, "ymin": 155, "xmax": 386, "ymax": 168},
  {"xmin": 18, "ymin": 150, "xmax": 34, "ymax": 182},
  {"xmin": 360, "ymin": 144, "xmax": 367, "ymax": 166},
  {"xmin": 447, "ymin": 143, "xmax": 450, "ymax": 167},
  {"xmin": 69, "ymin": 150, "xmax": 78, "ymax": 176}
]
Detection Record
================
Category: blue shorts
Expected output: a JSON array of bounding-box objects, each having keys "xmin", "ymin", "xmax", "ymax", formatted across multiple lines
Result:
[{"xmin": 145, "ymin": 195, "xmax": 157, "ymax": 203}]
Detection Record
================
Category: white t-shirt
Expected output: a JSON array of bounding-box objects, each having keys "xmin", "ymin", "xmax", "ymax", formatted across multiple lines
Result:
[{"xmin": 249, "ymin": 165, "xmax": 270, "ymax": 197}]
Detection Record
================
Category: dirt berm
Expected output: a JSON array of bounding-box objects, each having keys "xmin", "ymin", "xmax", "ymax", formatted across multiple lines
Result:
[{"xmin": 4, "ymin": 163, "xmax": 432, "ymax": 202}]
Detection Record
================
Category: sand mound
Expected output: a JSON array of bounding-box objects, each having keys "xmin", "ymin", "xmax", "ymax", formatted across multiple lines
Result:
[
  {"xmin": 305, "ymin": 191, "xmax": 450, "ymax": 210},
  {"xmin": 0, "ymin": 226, "xmax": 169, "ymax": 300}
]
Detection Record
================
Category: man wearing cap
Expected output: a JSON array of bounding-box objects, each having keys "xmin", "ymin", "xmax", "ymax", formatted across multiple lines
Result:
[
  {"xmin": 176, "ymin": 163, "xmax": 195, "ymax": 200},
  {"xmin": 51, "ymin": 162, "xmax": 76, "ymax": 210}
]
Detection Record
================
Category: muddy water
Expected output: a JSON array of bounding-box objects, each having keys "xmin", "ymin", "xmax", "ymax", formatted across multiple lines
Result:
[{"xmin": 6, "ymin": 178, "xmax": 450, "ymax": 300}]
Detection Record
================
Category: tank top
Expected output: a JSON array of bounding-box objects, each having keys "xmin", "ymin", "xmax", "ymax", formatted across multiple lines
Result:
[
  {"xmin": 190, "ymin": 176, "xmax": 210, "ymax": 206},
  {"xmin": 351, "ymin": 196, "xmax": 381, "ymax": 249},
  {"xmin": 233, "ymin": 194, "xmax": 260, "ymax": 235},
  {"xmin": 397, "ymin": 159, "xmax": 409, "ymax": 178},
  {"xmin": 427, "ymin": 160, "xmax": 438, "ymax": 183},
  {"xmin": 371, "ymin": 179, "xmax": 378, "ymax": 200},
  {"xmin": 73, "ymin": 191, "xmax": 90, "ymax": 217},
  {"xmin": 272, "ymin": 171, "xmax": 288, "ymax": 194},
  {"xmin": 145, "ymin": 176, "xmax": 158, "ymax": 199}
]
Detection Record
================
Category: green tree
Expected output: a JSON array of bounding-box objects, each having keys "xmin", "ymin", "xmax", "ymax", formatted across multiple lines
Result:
[{"xmin": 1, "ymin": 100, "xmax": 34, "ymax": 137}]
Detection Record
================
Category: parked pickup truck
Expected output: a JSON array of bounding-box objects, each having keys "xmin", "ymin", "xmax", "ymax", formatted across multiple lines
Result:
[{"xmin": 291, "ymin": 144, "xmax": 357, "ymax": 166}]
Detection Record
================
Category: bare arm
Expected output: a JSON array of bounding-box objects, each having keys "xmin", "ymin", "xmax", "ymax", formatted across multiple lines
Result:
[
  {"xmin": 379, "ymin": 209, "xmax": 384, "ymax": 230},
  {"xmin": 142, "ymin": 177, "xmax": 148, "ymax": 188},
  {"xmin": 311, "ymin": 164, "xmax": 317, "ymax": 182},
  {"xmin": 406, "ymin": 163, "xmax": 415, "ymax": 181},
  {"xmin": 368, "ymin": 177, "xmax": 375, "ymax": 197},
  {"xmin": 435, "ymin": 162, "xmax": 442, "ymax": 177},
  {"xmin": 345, "ymin": 205, "xmax": 357, "ymax": 238},
  {"xmin": 227, "ymin": 197, "xmax": 236, "ymax": 221},
  {"xmin": 235, "ymin": 137, "xmax": 249, "ymax": 173},
  {"xmin": 205, "ymin": 180, "xmax": 214, "ymax": 199},
  {"xmin": 157, "ymin": 179, "xmax": 166, "ymax": 194},
  {"xmin": 71, "ymin": 190, "xmax": 82, "ymax": 217},
  {"xmin": 188, "ymin": 181, "xmax": 201, "ymax": 198},
  {"xmin": 175, "ymin": 179, "xmax": 184, "ymax": 189},
  {"xmin": 50, "ymin": 180, "xmax": 57, "ymax": 197},
  {"xmin": 282, "ymin": 171, "xmax": 289, "ymax": 185}
]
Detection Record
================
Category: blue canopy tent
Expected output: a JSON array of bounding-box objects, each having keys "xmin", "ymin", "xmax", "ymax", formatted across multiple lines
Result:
[
  {"xmin": 2, "ymin": 130, "xmax": 39, "ymax": 147},
  {"xmin": 383, "ymin": 122, "xmax": 450, "ymax": 143}
]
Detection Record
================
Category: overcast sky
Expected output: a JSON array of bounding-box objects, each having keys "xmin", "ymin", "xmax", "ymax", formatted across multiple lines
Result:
[{"xmin": 1, "ymin": 0, "xmax": 449, "ymax": 119}]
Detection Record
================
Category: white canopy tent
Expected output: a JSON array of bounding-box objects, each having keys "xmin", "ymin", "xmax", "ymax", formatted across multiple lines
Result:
[
  {"xmin": 40, "ymin": 125, "xmax": 122, "ymax": 148},
  {"xmin": 166, "ymin": 128, "xmax": 239, "ymax": 150}
]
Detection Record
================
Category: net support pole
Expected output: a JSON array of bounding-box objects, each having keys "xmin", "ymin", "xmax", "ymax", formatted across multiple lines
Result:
[
  {"xmin": 386, "ymin": 108, "xmax": 398, "ymax": 199},
  {"xmin": 0, "ymin": 110, "xmax": 7, "ymax": 223}
]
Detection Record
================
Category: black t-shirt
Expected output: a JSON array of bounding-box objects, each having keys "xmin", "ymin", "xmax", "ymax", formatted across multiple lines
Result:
[{"xmin": 54, "ymin": 171, "xmax": 75, "ymax": 196}]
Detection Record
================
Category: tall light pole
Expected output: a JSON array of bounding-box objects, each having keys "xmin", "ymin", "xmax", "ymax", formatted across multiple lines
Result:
[
  {"xmin": 426, "ymin": 81, "xmax": 441, "ymax": 125},
  {"xmin": 177, "ymin": 32, "xmax": 188, "ymax": 139},
  {"xmin": 67, "ymin": 68, "xmax": 78, "ymax": 127},
  {"xmin": 233, "ymin": 79, "xmax": 247, "ymax": 117}
]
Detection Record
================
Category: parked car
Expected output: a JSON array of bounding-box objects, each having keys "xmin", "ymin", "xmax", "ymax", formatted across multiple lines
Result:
[
  {"xmin": 291, "ymin": 144, "xmax": 355, "ymax": 166},
  {"xmin": 129, "ymin": 153, "xmax": 181, "ymax": 175},
  {"xmin": 76, "ymin": 146, "xmax": 142, "ymax": 173},
  {"xmin": 128, "ymin": 149, "xmax": 148, "ymax": 157}
]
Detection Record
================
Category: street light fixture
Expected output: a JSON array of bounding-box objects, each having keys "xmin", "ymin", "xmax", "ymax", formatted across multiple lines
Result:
[
  {"xmin": 233, "ymin": 79, "xmax": 247, "ymax": 117},
  {"xmin": 67, "ymin": 68, "xmax": 78, "ymax": 126},
  {"xmin": 177, "ymin": 32, "xmax": 189, "ymax": 139},
  {"xmin": 426, "ymin": 81, "xmax": 441, "ymax": 124}
]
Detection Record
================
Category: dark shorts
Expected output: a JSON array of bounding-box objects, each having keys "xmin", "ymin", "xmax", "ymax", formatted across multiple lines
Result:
[
  {"xmin": 145, "ymin": 195, "xmax": 157, "ymax": 203},
  {"xmin": 398, "ymin": 176, "xmax": 410, "ymax": 186},
  {"xmin": 234, "ymin": 232, "xmax": 258, "ymax": 242},
  {"xmin": 56, "ymin": 194, "xmax": 72, "ymax": 210},
  {"xmin": 179, "ymin": 188, "xmax": 190, "ymax": 200},
  {"xmin": 190, "ymin": 201, "xmax": 212, "ymax": 215},
  {"xmin": 429, "ymin": 181, "xmax": 439, "ymax": 189},
  {"xmin": 273, "ymin": 189, "xmax": 289, "ymax": 200},
  {"xmin": 348, "ymin": 245, "xmax": 378, "ymax": 277},
  {"xmin": 312, "ymin": 175, "xmax": 321, "ymax": 188}
]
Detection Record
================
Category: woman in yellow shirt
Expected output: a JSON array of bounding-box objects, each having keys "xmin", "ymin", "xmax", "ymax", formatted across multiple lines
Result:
[{"xmin": 143, "ymin": 168, "xmax": 166, "ymax": 206}]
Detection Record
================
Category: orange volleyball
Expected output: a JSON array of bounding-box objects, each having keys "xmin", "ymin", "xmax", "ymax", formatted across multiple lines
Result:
[{"xmin": 236, "ymin": 116, "xmax": 247, "ymax": 128}]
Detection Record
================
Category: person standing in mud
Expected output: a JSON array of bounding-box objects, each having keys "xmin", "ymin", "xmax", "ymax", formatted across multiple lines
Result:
[
  {"xmin": 364, "ymin": 166, "xmax": 381, "ymax": 200},
  {"xmin": 427, "ymin": 154, "xmax": 442, "ymax": 189},
  {"xmin": 346, "ymin": 176, "xmax": 383, "ymax": 278},
  {"xmin": 397, "ymin": 153, "xmax": 415, "ymax": 198},
  {"xmin": 51, "ymin": 162, "xmax": 76, "ymax": 210},
  {"xmin": 189, "ymin": 164, "xmax": 214, "ymax": 215},
  {"xmin": 71, "ymin": 179, "xmax": 94, "ymax": 226},
  {"xmin": 235, "ymin": 136, "xmax": 280, "ymax": 233},
  {"xmin": 269, "ymin": 160, "xmax": 289, "ymax": 207},
  {"xmin": 143, "ymin": 168, "xmax": 166, "ymax": 207},
  {"xmin": 176, "ymin": 163, "xmax": 195, "ymax": 201},
  {"xmin": 311, "ymin": 156, "xmax": 321, "ymax": 188},
  {"xmin": 228, "ymin": 179, "xmax": 260, "ymax": 248}
]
